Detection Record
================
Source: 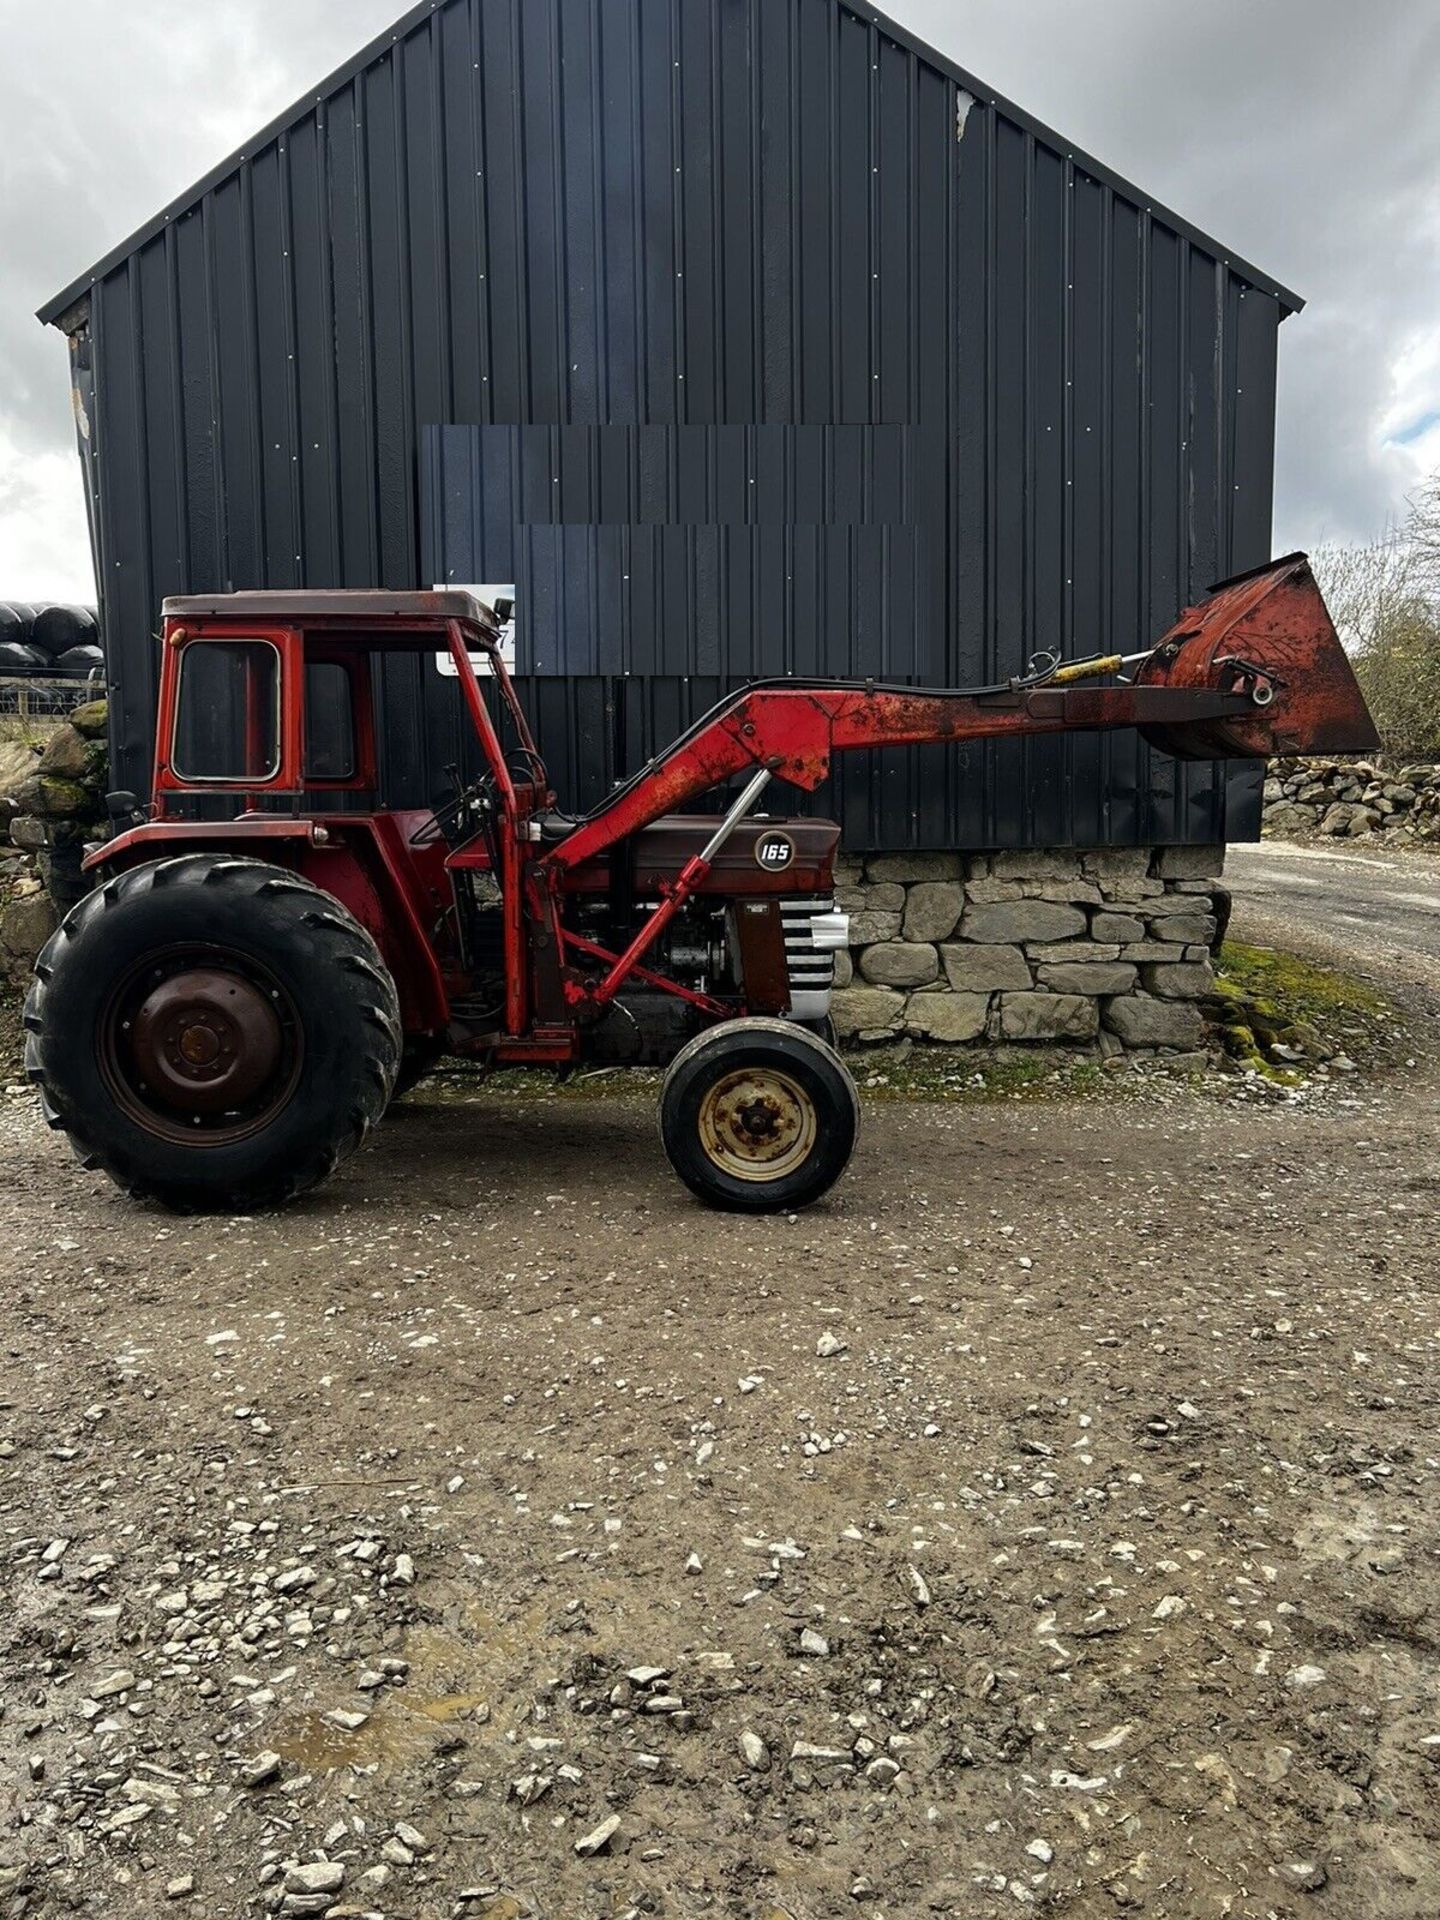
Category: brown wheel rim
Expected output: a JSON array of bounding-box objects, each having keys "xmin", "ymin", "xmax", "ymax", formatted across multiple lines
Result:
[{"xmin": 99, "ymin": 946, "xmax": 304, "ymax": 1147}]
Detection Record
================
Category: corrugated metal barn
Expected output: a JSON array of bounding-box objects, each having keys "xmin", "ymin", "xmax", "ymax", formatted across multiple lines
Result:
[{"xmin": 40, "ymin": 0, "xmax": 1302, "ymax": 851}]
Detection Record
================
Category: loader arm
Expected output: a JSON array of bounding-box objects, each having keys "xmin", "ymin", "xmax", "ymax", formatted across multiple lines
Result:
[{"xmin": 544, "ymin": 553, "xmax": 1377, "ymax": 878}]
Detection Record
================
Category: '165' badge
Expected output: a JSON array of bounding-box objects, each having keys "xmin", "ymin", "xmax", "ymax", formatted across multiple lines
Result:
[{"xmin": 756, "ymin": 831, "xmax": 796, "ymax": 874}]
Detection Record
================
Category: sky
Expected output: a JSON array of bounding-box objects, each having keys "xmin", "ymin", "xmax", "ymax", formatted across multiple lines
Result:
[{"xmin": 1, "ymin": 0, "xmax": 1436, "ymax": 606}]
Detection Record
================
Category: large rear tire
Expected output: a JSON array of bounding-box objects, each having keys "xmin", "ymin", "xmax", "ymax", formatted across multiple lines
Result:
[
  {"xmin": 659, "ymin": 1018, "xmax": 859, "ymax": 1213},
  {"xmin": 390, "ymin": 1038, "xmax": 446, "ymax": 1103},
  {"xmin": 25, "ymin": 856, "xmax": 401, "ymax": 1213}
]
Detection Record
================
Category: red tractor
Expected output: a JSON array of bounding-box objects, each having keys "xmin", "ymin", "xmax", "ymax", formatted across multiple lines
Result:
[{"xmin": 27, "ymin": 556, "xmax": 1375, "ymax": 1214}]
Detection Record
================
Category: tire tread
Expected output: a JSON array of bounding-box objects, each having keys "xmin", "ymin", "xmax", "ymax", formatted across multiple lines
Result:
[{"xmin": 26, "ymin": 856, "xmax": 401, "ymax": 1214}]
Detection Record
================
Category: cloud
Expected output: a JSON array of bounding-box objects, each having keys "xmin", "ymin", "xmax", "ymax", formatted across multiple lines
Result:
[
  {"xmin": 1, "ymin": 0, "xmax": 1434, "ymax": 600},
  {"xmin": 0, "ymin": 425, "xmax": 96, "ymax": 604},
  {"xmin": 889, "ymin": 0, "xmax": 1440, "ymax": 551}
]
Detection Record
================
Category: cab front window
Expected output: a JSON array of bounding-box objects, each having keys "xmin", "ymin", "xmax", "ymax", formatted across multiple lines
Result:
[{"xmin": 171, "ymin": 639, "xmax": 281, "ymax": 783}]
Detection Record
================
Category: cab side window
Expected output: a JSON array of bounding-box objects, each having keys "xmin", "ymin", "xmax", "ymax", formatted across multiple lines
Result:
[{"xmin": 305, "ymin": 662, "xmax": 356, "ymax": 781}]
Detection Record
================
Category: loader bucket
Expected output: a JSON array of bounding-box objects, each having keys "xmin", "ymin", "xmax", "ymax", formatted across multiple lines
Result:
[{"xmin": 1137, "ymin": 554, "xmax": 1380, "ymax": 761}]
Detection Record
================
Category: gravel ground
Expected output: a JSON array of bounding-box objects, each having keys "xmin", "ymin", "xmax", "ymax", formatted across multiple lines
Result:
[
  {"xmin": 1, "ymin": 892, "xmax": 1437, "ymax": 1920},
  {"xmin": 1228, "ymin": 842, "xmax": 1440, "ymax": 994}
]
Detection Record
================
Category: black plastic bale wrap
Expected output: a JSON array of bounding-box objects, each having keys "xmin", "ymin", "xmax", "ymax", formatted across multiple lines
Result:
[
  {"xmin": 30, "ymin": 606, "xmax": 92, "ymax": 657},
  {"xmin": 53, "ymin": 645, "xmax": 105, "ymax": 677},
  {"xmin": 0, "ymin": 606, "xmax": 102, "ymax": 676}
]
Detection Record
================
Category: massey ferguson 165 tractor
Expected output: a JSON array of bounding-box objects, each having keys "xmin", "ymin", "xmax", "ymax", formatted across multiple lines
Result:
[{"xmin": 26, "ymin": 556, "xmax": 1376, "ymax": 1215}]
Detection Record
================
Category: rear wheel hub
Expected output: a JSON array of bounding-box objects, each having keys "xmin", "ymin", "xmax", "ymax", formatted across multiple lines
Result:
[{"xmin": 101, "ymin": 950, "xmax": 303, "ymax": 1144}]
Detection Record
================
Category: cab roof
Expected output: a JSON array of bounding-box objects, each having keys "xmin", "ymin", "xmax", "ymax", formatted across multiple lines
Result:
[{"xmin": 162, "ymin": 589, "xmax": 502, "ymax": 640}]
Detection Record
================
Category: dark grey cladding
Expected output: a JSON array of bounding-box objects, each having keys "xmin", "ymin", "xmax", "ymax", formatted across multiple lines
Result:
[{"xmin": 41, "ymin": 0, "xmax": 1297, "ymax": 848}]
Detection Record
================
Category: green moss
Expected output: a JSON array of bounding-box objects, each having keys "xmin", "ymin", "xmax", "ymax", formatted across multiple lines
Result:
[
  {"xmin": 1210, "ymin": 941, "xmax": 1389, "ymax": 1080},
  {"xmin": 853, "ymin": 1046, "xmax": 1109, "ymax": 1104},
  {"xmin": 1216, "ymin": 941, "xmax": 1385, "ymax": 1022}
]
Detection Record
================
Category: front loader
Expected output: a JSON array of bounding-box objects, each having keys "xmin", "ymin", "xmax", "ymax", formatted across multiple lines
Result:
[{"xmin": 26, "ymin": 555, "xmax": 1377, "ymax": 1214}]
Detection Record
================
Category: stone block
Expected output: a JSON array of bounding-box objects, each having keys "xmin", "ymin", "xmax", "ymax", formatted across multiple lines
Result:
[
  {"xmin": 39, "ymin": 727, "xmax": 104, "ymax": 786},
  {"xmin": 1102, "ymin": 878, "xmax": 1166, "ymax": 903},
  {"xmin": 987, "ymin": 850, "xmax": 1082, "ymax": 881},
  {"xmin": 69, "ymin": 699, "xmax": 109, "ymax": 741},
  {"xmin": 1081, "ymin": 848, "xmax": 1153, "ymax": 881},
  {"xmin": 1036, "ymin": 962, "xmax": 1138, "ymax": 997},
  {"xmin": 1034, "ymin": 882, "xmax": 1104, "ymax": 906},
  {"xmin": 833, "ymin": 986, "xmax": 906, "ymax": 1041},
  {"xmin": 859, "ymin": 942, "xmax": 940, "ymax": 989},
  {"xmin": 959, "ymin": 901, "xmax": 1087, "ymax": 946},
  {"xmin": 1155, "ymin": 915, "xmax": 1217, "ymax": 947},
  {"xmin": 1120, "ymin": 943, "xmax": 1186, "ymax": 966},
  {"xmin": 13, "ymin": 776, "xmax": 93, "ymax": 821},
  {"xmin": 1026, "ymin": 941, "xmax": 1121, "ymax": 964},
  {"xmin": 962, "ymin": 878, "xmax": 1026, "ymax": 905},
  {"xmin": 1146, "ymin": 893, "xmax": 1212, "ymax": 919},
  {"xmin": 8, "ymin": 816, "xmax": 49, "ymax": 853},
  {"xmin": 1155, "ymin": 844, "xmax": 1225, "ymax": 880},
  {"xmin": 939, "ymin": 943, "xmax": 1032, "ymax": 993},
  {"xmin": 833, "ymin": 948, "xmax": 854, "ymax": 991},
  {"xmin": 905, "ymin": 992, "xmax": 989, "ymax": 1044},
  {"xmin": 1103, "ymin": 992, "xmax": 1206, "ymax": 1050},
  {"xmin": 902, "ymin": 882, "xmax": 964, "ymax": 944},
  {"xmin": 838, "ymin": 883, "xmax": 905, "ymax": 915},
  {"xmin": 1091, "ymin": 911, "xmax": 1146, "ymax": 944},
  {"xmin": 998, "ymin": 993, "xmax": 1099, "ymax": 1042},
  {"xmin": 848, "ymin": 911, "xmax": 903, "ymax": 947},
  {"xmin": 866, "ymin": 852, "xmax": 964, "ymax": 884},
  {"xmin": 1141, "ymin": 961, "xmax": 1216, "ymax": 1001},
  {"xmin": 1263, "ymin": 803, "xmax": 1313, "ymax": 835},
  {"xmin": 0, "ymin": 893, "xmax": 57, "ymax": 961}
]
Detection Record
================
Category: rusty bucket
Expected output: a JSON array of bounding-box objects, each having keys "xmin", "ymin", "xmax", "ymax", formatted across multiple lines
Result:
[{"xmin": 1138, "ymin": 554, "xmax": 1380, "ymax": 761}]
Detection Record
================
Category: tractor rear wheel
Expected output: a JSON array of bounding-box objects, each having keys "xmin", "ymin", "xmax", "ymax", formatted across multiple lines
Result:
[
  {"xmin": 659, "ymin": 1018, "xmax": 859, "ymax": 1213},
  {"xmin": 391, "ymin": 1038, "xmax": 446, "ymax": 1102},
  {"xmin": 25, "ymin": 856, "xmax": 401, "ymax": 1213}
]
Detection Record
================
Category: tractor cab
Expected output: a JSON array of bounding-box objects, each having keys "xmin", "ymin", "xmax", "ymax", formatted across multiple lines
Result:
[{"xmin": 149, "ymin": 589, "xmax": 545, "ymax": 836}]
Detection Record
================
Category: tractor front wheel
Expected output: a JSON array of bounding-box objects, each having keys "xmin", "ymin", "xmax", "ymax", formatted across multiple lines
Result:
[
  {"xmin": 25, "ymin": 856, "xmax": 401, "ymax": 1213},
  {"xmin": 659, "ymin": 1019, "xmax": 859, "ymax": 1213}
]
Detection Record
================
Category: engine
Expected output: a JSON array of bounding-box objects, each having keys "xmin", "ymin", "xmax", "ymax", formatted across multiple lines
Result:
[{"xmin": 568, "ymin": 814, "xmax": 850, "ymax": 1065}]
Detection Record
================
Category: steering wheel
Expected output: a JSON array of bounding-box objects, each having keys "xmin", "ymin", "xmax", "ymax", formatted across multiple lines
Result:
[{"xmin": 411, "ymin": 773, "xmax": 498, "ymax": 848}]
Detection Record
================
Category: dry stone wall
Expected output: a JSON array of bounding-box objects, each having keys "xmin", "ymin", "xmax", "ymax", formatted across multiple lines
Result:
[
  {"xmin": 0, "ymin": 699, "xmax": 109, "ymax": 981},
  {"xmin": 1263, "ymin": 759, "xmax": 1440, "ymax": 842},
  {"xmin": 834, "ymin": 846, "xmax": 1223, "ymax": 1056}
]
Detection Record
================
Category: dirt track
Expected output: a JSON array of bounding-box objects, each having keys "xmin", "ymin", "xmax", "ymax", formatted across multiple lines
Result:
[{"xmin": 0, "ymin": 885, "xmax": 1438, "ymax": 1920}]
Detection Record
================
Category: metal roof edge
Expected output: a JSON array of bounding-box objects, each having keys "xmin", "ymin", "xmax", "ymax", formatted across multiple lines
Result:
[
  {"xmin": 38, "ymin": 0, "xmax": 451, "ymax": 327},
  {"xmin": 844, "ymin": 0, "xmax": 1305, "ymax": 315},
  {"xmin": 38, "ymin": 0, "xmax": 1305, "ymax": 329}
]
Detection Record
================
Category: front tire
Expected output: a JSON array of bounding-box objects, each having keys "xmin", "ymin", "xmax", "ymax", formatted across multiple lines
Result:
[
  {"xmin": 659, "ymin": 1018, "xmax": 859, "ymax": 1213},
  {"xmin": 25, "ymin": 856, "xmax": 401, "ymax": 1213}
]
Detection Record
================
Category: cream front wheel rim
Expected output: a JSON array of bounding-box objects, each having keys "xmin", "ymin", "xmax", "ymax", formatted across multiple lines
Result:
[{"xmin": 697, "ymin": 1067, "xmax": 818, "ymax": 1183}]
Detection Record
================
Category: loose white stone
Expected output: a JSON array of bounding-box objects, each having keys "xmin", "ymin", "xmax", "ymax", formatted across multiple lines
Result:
[
  {"xmin": 325, "ymin": 1708, "xmax": 370, "ymax": 1732},
  {"xmin": 284, "ymin": 1862, "xmax": 345, "ymax": 1896},
  {"xmin": 91, "ymin": 1669, "xmax": 136, "ymax": 1699},
  {"xmin": 1287, "ymin": 1664, "xmax": 1327, "ymax": 1690},
  {"xmin": 574, "ymin": 1813, "xmax": 621, "ymax": 1857}
]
